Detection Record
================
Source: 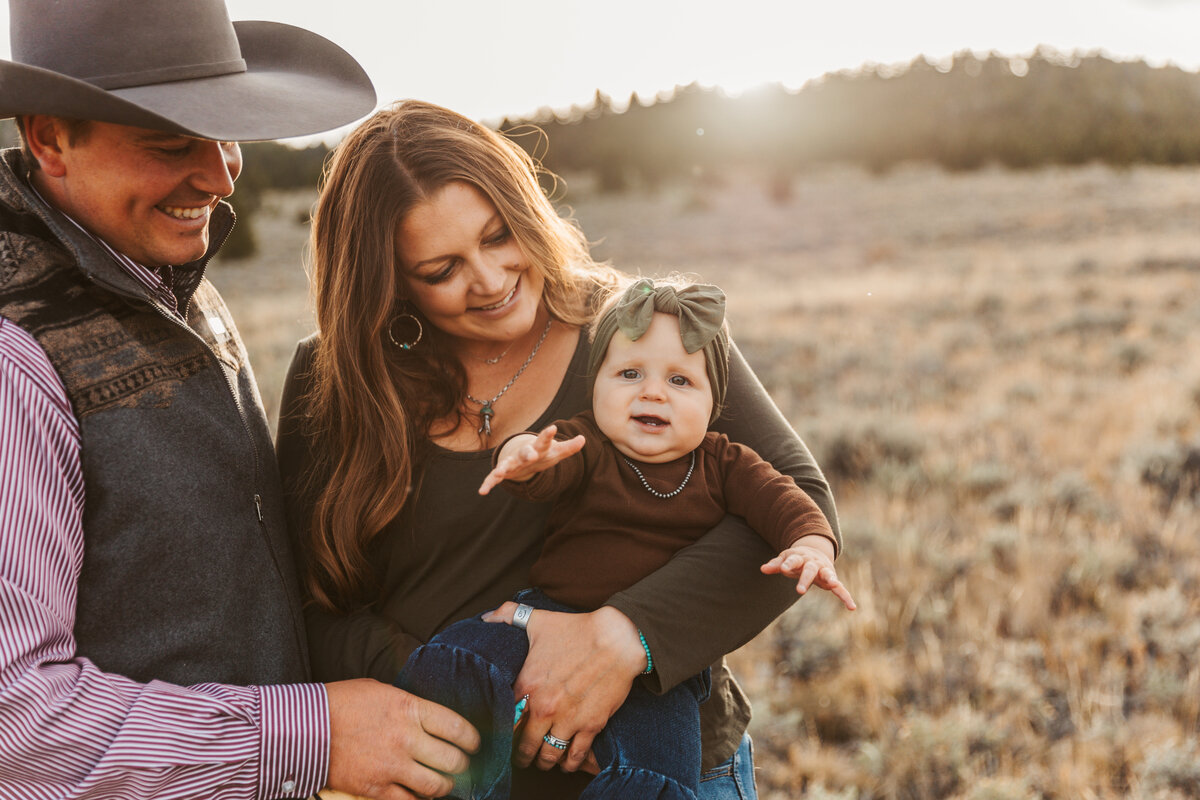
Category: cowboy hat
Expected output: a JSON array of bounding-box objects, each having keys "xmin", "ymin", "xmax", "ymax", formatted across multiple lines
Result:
[{"xmin": 0, "ymin": 0, "xmax": 376, "ymax": 141}]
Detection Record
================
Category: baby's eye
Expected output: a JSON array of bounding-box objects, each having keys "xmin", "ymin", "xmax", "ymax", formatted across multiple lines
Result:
[
  {"xmin": 669, "ymin": 375, "xmax": 690, "ymax": 387},
  {"xmin": 620, "ymin": 368, "xmax": 640, "ymax": 380}
]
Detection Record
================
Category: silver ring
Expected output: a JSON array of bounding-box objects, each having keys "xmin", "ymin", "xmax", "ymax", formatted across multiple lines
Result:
[
  {"xmin": 543, "ymin": 733, "xmax": 571, "ymax": 750},
  {"xmin": 512, "ymin": 603, "xmax": 534, "ymax": 631}
]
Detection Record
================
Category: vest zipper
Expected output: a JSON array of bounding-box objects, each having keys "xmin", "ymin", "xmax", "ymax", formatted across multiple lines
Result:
[
  {"xmin": 76, "ymin": 214, "xmax": 267, "ymax": 523},
  {"xmin": 99, "ymin": 291, "xmax": 310, "ymax": 668},
  {"xmin": 159, "ymin": 300, "xmax": 264, "ymax": 510},
  {"xmin": 82, "ymin": 271, "xmax": 266, "ymax": 523},
  {"xmin": 136, "ymin": 284, "xmax": 310, "ymax": 665}
]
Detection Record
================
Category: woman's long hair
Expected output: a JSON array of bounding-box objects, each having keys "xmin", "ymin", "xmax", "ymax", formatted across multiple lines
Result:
[{"xmin": 304, "ymin": 100, "xmax": 616, "ymax": 611}]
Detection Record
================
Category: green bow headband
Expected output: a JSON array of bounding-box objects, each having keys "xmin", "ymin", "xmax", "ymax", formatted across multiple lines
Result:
[{"xmin": 588, "ymin": 278, "xmax": 730, "ymax": 423}]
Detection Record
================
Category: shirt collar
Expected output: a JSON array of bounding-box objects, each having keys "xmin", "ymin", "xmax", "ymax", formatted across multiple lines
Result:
[{"xmin": 27, "ymin": 180, "xmax": 183, "ymax": 318}]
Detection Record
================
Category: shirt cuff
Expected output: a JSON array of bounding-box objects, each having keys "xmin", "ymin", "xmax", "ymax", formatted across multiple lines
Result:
[{"xmin": 258, "ymin": 683, "xmax": 330, "ymax": 799}]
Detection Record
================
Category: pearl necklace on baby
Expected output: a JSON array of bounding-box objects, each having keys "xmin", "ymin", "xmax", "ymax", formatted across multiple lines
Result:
[{"xmin": 621, "ymin": 451, "xmax": 697, "ymax": 499}]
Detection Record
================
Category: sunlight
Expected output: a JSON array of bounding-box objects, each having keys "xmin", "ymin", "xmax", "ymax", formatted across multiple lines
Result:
[{"xmin": 710, "ymin": 76, "xmax": 777, "ymax": 98}]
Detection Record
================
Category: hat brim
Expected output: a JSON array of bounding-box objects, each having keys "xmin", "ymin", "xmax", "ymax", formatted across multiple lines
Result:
[{"xmin": 0, "ymin": 21, "xmax": 376, "ymax": 141}]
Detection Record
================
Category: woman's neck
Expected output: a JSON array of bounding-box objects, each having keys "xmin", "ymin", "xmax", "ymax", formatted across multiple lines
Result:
[
  {"xmin": 451, "ymin": 305, "xmax": 552, "ymax": 367},
  {"xmin": 430, "ymin": 320, "xmax": 581, "ymax": 452}
]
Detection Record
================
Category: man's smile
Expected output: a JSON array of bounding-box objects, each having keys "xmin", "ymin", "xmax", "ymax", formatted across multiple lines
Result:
[{"xmin": 157, "ymin": 203, "xmax": 211, "ymax": 221}]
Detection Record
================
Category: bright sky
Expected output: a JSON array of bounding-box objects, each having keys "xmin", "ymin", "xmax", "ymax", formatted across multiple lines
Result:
[{"xmin": 8, "ymin": 0, "xmax": 1200, "ymax": 140}]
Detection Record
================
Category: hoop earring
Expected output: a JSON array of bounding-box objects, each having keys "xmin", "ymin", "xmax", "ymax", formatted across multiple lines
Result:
[{"xmin": 387, "ymin": 311, "xmax": 424, "ymax": 350}]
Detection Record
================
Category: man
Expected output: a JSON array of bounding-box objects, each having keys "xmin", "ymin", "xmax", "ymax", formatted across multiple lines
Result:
[{"xmin": 0, "ymin": 2, "xmax": 478, "ymax": 799}]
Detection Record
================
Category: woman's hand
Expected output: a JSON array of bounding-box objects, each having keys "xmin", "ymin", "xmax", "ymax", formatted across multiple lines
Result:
[
  {"xmin": 482, "ymin": 603, "xmax": 646, "ymax": 772},
  {"xmin": 761, "ymin": 534, "xmax": 857, "ymax": 610},
  {"xmin": 478, "ymin": 425, "xmax": 586, "ymax": 495}
]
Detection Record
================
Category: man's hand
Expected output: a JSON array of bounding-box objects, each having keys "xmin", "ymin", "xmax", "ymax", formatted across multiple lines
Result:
[
  {"xmin": 761, "ymin": 534, "xmax": 857, "ymax": 610},
  {"xmin": 478, "ymin": 425, "xmax": 586, "ymax": 495},
  {"xmin": 482, "ymin": 603, "xmax": 643, "ymax": 773},
  {"xmin": 324, "ymin": 679, "xmax": 480, "ymax": 800}
]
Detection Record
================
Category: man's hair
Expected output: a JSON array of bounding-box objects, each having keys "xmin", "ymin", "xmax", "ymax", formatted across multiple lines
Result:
[{"xmin": 16, "ymin": 116, "xmax": 92, "ymax": 170}]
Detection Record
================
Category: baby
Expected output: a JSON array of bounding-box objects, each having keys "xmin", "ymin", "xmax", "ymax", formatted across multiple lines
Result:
[{"xmin": 396, "ymin": 278, "xmax": 854, "ymax": 800}]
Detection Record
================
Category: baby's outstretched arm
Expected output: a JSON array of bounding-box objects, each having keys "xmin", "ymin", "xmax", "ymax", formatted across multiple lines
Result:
[
  {"xmin": 478, "ymin": 424, "xmax": 586, "ymax": 495},
  {"xmin": 761, "ymin": 534, "xmax": 857, "ymax": 610}
]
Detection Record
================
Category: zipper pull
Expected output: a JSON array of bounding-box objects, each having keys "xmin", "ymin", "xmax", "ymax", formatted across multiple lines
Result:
[{"xmin": 254, "ymin": 494, "xmax": 264, "ymax": 522}]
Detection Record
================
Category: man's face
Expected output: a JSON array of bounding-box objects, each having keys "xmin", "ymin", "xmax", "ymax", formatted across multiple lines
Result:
[{"xmin": 41, "ymin": 120, "xmax": 242, "ymax": 267}]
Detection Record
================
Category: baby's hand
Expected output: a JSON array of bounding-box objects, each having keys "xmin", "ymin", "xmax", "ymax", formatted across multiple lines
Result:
[
  {"xmin": 761, "ymin": 537, "xmax": 857, "ymax": 610},
  {"xmin": 478, "ymin": 425, "xmax": 586, "ymax": 495}
]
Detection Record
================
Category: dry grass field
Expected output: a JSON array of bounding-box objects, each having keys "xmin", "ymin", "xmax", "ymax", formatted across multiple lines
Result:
[{"xmin": 211, "ymin": 162, "xmax": 1200, "ymax": 800}]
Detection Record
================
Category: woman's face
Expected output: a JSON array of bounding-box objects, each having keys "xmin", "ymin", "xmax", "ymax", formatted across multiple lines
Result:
[{"xmin": 396, "ymin": 181, "xmax": 544, "ymax": 347}]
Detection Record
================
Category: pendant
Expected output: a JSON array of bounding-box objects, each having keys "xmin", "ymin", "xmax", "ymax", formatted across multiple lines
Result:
[{"xmin": 478, "ymin": 404, "xmax": 494, "ymax": 437}]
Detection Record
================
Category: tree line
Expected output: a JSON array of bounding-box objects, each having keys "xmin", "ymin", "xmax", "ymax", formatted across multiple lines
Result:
[{"xmin": 498, "ymin": 48, "xmax": 1200, "ymax": 191}]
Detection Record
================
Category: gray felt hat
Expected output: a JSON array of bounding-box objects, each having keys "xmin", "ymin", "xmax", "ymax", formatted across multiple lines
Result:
[{"xmin": 0, "ymin": 0, "xmax": 377, "ymax": 141}]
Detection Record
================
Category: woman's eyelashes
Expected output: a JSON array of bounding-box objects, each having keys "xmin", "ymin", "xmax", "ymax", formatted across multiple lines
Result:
[
  {"xmin": 484, "ymin": 226, "xmax": 510, "ymax": 246},
  {"xmin": 422, "ymin": 260, "xmax": 458, "ymax": 285},
  {"xmin": 417, "ymin": 227, "xmax": 509, "ymax": 285}
]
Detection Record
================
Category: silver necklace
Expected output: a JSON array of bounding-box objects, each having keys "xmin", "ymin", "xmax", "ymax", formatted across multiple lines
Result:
[
  {"xmin": 466, "ymin": 319, "xmax": 552, "ymax": 437},
  {"xmin": 621, "ymin": 451, "xmax": 696, "ymax": 499},
  {"xmin": 472, "ymin": 342, "xmax": 514, "ymax": 365}
]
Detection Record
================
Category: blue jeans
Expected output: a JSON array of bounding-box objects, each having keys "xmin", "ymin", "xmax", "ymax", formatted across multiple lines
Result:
[
  {"xmin": 396, "ymin": 589, "xmax": 710, "ymax": 800},
  {"xmin": 698, "ymin": 733, "xmax": 758, "ymax": 800}
]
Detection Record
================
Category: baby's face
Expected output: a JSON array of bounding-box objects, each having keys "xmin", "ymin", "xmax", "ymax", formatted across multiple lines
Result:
[{"xmin": 592, "ymin": 312, "xmax": 713, "ymax": 464}]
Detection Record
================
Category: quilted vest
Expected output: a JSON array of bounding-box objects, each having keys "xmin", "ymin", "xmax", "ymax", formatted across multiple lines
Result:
[{"xmin": 0, "ymin": 149, "xmax": 309, "ymax": 686}]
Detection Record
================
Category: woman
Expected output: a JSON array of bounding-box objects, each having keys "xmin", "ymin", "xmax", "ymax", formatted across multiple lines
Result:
[{"xmin": 276, "ymin": 100, "xmax": 842, "ymax": 799}]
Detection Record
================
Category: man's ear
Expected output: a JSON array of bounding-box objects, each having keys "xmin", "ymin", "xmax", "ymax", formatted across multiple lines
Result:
[{"xmin": 21, "ymin": 115, "xmax": 70, "ymax": 178}]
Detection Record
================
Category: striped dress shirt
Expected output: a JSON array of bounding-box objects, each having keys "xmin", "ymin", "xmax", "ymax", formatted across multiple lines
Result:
[{"xmin": 0, "ymin": 211, "xmax": 329, "ymax": 799}]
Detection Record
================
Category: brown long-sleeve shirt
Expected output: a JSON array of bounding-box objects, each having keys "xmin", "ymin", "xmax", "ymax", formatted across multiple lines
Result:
[{"xmin": 504, "ymin": 411, "xmax": 836, "ymax": 611}]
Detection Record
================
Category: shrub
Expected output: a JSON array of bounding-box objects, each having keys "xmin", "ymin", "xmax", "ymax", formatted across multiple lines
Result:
[
  {"xmin": 818, "ymin": 421, "xmax": 925, "ymax": 484},
  {"xmin": 1132, "ymin": 439, "xmax": 1200, "ymax": 509},
  {"xmin": 1138, "ymin": 741, "xmax": 1200, "ymax": 797}
]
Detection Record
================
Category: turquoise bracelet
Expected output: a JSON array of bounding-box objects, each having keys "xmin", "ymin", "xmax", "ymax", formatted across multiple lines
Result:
[{"xmin": 637, "ymin": 629, "xmax": 653, "ymax": 674}]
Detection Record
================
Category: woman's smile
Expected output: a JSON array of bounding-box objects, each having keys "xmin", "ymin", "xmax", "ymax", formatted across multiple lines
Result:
[{"xmin": 472, "ymin": 280, "xmax": 519, "ymax": 313}]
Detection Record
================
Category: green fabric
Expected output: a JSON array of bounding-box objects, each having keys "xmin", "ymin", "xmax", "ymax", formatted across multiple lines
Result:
[{"xmin": 588, "ymin": 278, "xmax": 731, "ymax": 423}]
